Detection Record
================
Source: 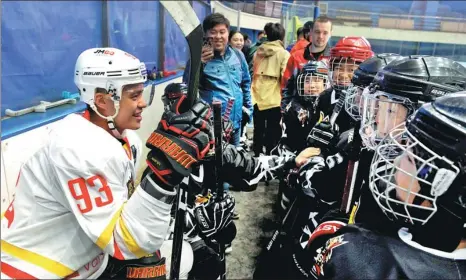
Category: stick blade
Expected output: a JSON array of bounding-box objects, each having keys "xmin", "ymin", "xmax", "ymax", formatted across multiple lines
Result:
[{"xmin": 160, "ymin": 1, "xmax": 200, "ymax": 36}]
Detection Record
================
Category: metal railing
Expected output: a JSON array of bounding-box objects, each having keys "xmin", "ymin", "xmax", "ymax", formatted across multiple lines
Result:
[{"xmin": 220, "ymin": 0, "xmax": 466, "ymax": 33}]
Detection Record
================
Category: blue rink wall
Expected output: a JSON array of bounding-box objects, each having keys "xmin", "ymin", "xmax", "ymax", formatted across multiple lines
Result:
[{"xmin": 1, "ymin": 0, "xmax": 211, "ymax": 120}]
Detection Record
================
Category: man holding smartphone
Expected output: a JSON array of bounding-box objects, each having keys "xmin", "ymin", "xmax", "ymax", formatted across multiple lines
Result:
[
  {"xmin": 183, "ymin": 13, "xmax": 252, "ymax": 240},
  {"xmin": 183, "ymin": 13, "xmax": 252, "ymax": 149}
]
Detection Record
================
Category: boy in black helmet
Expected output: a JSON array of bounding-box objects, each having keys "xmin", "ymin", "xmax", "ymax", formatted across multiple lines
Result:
[{"xmin": 291, "ymin": 92, "xmax": 466, "ymax": 279}]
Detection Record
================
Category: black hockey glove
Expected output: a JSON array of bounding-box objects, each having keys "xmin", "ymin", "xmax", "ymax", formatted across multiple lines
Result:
[
  {"xmin": 194, "ymin": 193, "xmax": 236, "ymax": 241},
  {"xmin": 146, "ymin": 96, "xmax": 214, "ymax": 187},
  {"xmin": 307, "ymin": 120, "xmax": 340, "ymax": 154},
  {"xmin": 189, "ymin": 239, "xmax": 222, "ymax": 280}
]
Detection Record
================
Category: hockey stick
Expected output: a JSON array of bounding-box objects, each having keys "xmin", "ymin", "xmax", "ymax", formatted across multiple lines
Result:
[
  {"xmin": 212, "ymin": 99, "xmax": 227, "ymax": 280},
  {"xmin": 160, "ymin": 1, "xmax": 203, "ymax": 108},
  {"xmin": 339, "ymin": 120, "xmax": 363, "ymax": 214},
  {"xmin": 329, "ymin": 89, "xmax": 347, "ymax": 126},
  {"xmin": 159, "ymin": 2, "xmax": 203, "ymax": 279}
]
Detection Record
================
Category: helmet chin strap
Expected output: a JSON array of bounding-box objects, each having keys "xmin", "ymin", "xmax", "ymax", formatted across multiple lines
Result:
[{"xmin": 89, "ymin": 102, "xmax": 122, "ymax": 139}]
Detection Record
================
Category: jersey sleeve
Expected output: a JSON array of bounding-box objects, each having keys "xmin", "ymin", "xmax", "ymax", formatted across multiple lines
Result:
[{"xmin": 50, "ymin": 146, "xmax": 174, "ymax": 260}]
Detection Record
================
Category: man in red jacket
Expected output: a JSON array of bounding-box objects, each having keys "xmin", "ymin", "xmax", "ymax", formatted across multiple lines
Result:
[
  {"xmin": 281, "ymin": 16, "xmax": 332, "ymax": 111},
  {"xmin": 289, "ymin": 21, "xmax": 312, "ymax": 55}
]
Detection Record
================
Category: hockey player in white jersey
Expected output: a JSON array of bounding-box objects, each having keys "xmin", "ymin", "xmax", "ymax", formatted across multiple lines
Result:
[{"xmin": 0, "ymin": 48, "xmax": 217, "ymax": 279}]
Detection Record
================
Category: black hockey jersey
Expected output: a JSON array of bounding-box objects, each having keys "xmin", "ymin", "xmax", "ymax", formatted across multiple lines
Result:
[
  {"xmin": 315, "ymin": 88, "xmax": 354, "ymax": 134},
  {"xmin": 292, "ymin": 225, "xmax": 466, "ymax": 279}
]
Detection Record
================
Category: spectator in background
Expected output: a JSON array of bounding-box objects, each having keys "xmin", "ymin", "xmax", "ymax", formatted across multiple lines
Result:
[
  {"xmin": 246, "ymin": 29, "xmax": 268, "ymax": 78},
  {"xmin": 183, "ymin": 13, "xmax": 252, "ymax": 223},
  {"xmin": 183, "ymin": 13, "xmax": 252, "ymax": 148},
  {"xmin": 257, "ymin": 30, "xmax": 265, "ymax": 41},
  {"xmin": 243, "ymin": 32, "xmax": 252, "ymax": 47},
  {"xmin": 229, "ymin": 30, "xmax": 245, "ymax": 51},
  {"xmin": 281, "ymin": 16, "xmax": 332, "ymax": 111},
  {"xmin": 251, "ymin": 23, "xmax": 290, "ymax": 157},
  {"xmin": 241, "ymin": 32, "xmax": 252, "ymax": 66},
  {"xmin": 290, "ymin": 21, "xmax": 313, "ymax": 55},
  {"xmin": 286, "ymin": 27, "xmax": 304, "ymax": 52}
]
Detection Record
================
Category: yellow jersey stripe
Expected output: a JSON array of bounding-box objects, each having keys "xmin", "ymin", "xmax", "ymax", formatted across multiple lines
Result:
[
  {"xmin": 118, "ymin": 216, "xmax": 149, "ymax": 258},
  {"xmin": 1, "ymin": 240, "xmax": 74, "ymax": 278},
  {"xmin": 96, "ymin": 205, "xmax": 124, "ymax": 250}
]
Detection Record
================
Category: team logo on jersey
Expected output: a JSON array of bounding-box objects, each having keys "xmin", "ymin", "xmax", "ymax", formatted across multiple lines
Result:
[
  {"xmin": 127, "ymin": 176, "xmax": 136, "ymax": 197},
  {"xmin": 131, "ymin": 145, "xmax": 138, "ymax": 165},
  {"xmin": 311, "ymin": 235, "xmax": 348, "ymax": 277}
]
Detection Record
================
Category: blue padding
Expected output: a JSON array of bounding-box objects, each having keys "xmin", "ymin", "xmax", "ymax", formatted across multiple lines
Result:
[
  {"xmin": 1, "ymin": 1, "xmax": 103, "ymax": 118},
  {"xmin": 2, "ymin": 71, "xmax": 184, "ymax": 141},
  {"xmin": 164, "ymin": 8, "xmax": 189, "ymax": 71},
  {"xmin": 108, "ymin": 1, "xmax": 160, "ymax": 73},
  {"xmin": 1, "ymin": 102, "xmax": 87, "ymax": 140}
]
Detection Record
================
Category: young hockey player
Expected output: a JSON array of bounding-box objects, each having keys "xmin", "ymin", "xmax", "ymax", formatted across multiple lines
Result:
[
  {"xmin": 273, "ymin": 61, "xmax": 329, "ymax": 213},
  {"xmin": 300, "ymin": 56, "xmax": 466, "ymax": 230},
  {"xmin": 307, "ymin": 36, "xmax": 374, "ymax": 143},
  {"xmin": 344, "ymin": 53, "xmax": 403, "ymax": 122},
  {"xmin": 293, "ymin": 92, "xmax": 466, "ymax": 279},
  {"xmin": 281, "ymin": 61, "xmax": 330, "ymax": 154},
  {"xmin": 254, "ymin": 55, "xmax": 466, "ymax": 280}
]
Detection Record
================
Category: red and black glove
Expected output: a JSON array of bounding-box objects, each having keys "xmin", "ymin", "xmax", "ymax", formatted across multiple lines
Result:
[{"xmin": 146, "ymin": 95, "xmax": 214, "ymax": 187}]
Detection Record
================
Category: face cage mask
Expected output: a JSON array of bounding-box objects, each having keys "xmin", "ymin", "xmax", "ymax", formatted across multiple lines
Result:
[
  {"xmin": 360, "ymin": 90, "xmax": 414, "ymax": 150},
  {"xmin": 369, "ymin": 126, "xmax": 460, "ymax": 226},
  {"xmin": 345, "ymin": 85, "xmax": 370, "ymax": 121},
  {"xmin": 330, "ymin": 57, "xmax": 358, "ymax": 90},
  {"xmin": 297, "ymin": 72, "xmax": 329, "ymax": 105}
]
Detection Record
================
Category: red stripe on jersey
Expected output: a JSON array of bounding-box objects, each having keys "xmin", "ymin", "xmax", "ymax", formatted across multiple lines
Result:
[
  {"xmin": 113, "ymin": 238, "xmax": 125, "ymax": 260},
  {"xmin": 1, "ymin": 262, "xmax": 37, "ymax": 279}
]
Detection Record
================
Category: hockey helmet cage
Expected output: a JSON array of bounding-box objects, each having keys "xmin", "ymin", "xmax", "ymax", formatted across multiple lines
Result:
[
  {"xmin": 369, "ymin": 92, "xmax": 466, "ymax": 251},
  {"xmin": 345, "ymin": 53, "xmax": 404, "ymax": 121},
  {"xmin": 360, "ymin": 56, "xmax": 466, "ymax": 150}
]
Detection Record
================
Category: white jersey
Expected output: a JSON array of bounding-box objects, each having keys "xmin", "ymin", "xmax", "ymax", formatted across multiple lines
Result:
[{"xmin": 1, "ymin": 113, "xmax": 175, "ymax": 279}]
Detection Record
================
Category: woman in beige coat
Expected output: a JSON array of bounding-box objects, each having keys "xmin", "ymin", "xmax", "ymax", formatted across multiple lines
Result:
[{"xmin": 251, "ymin": 22, "xmax": 290, "ymax": 156}]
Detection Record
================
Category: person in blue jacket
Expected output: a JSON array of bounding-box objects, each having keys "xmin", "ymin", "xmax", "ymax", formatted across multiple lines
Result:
[{"xmin": 183, "ymin": 13, "xmax": 253, "ymax": 148}]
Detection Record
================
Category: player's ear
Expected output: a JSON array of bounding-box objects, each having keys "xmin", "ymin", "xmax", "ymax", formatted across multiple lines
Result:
[{"xmin": 93, "ymin": 88, "xmax": 112, "ymax": 116}]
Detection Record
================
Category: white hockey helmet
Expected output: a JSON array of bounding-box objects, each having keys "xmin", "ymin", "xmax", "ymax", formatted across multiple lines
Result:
[{"xmin": 74, "ymin": 48, "xmax": 147, "ymax": 136}]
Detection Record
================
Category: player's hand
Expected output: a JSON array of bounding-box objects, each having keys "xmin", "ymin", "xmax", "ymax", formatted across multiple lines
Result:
[
  {"xmin": 194, "ymin": 193, "xmax": 236, "ymax": 241},
  {"xmin": 201, "ymin": 46, "xmax": 214, "ymax": 63},
  {"xmin": 307, "ymin": 121, "xmax": 340, "ymax": 153},
  {"xmin": 298, "ymin": 109, "xmax": 309, "ymax": 125},
  {"xmin": 295, "ymin": 147, "xmax": 321, "ymax": 168},
  {"xmin": 146, "ymin": 96, "xmax": 213, "ymax": 186}
]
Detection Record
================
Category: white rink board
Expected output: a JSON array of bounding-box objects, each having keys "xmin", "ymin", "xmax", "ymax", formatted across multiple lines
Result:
[{"xmin": 1, "ymin": 122, "xmax": 59, "ymax": 214}]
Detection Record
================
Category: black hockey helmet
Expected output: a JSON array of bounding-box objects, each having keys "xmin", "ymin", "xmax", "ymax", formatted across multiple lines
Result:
[
  {"xmin": 360, "ymin": 56, "xmax": 466, "ymax": 150},
  {"xmin": 369, "ymin": 92, "xmax": 466, "ymax": 251},
  {"xmin": 345, "ymin": 53, "xmax": 404, "ymax": 120},
  {"xmin": 162, "ymin": 83, "xmax": 187, "ymax": 108},
  {"xmin": 372, "ymin": 56, "xmax": 466, "ymax": 104},
  {"xmin": 296, "ymin": 60, "xmax": 330, "ymax": 107}
]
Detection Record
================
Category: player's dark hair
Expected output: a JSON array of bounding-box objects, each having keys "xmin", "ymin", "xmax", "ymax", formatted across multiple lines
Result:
[
  {"xmin": 203, "ymin": 13, "xmax": 230, "ymax": 33},
  {"xmin": 296, "ymin": 27, "xmax": 304, "ymax": 38},
  {"xmin": 264, "ymin": 22, "xmax": 285, "ymax": 42},
  {"xmin": 242, "ymin": 32, "xmax": 249, "ymax": 41}
]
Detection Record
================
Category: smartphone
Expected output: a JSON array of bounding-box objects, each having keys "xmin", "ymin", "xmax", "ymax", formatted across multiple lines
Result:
[{"xmin": 203, "ymin": 37, "xmax": 213, "ymax": 49}]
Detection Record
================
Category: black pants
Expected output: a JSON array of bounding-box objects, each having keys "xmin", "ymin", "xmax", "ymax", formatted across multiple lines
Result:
[{"xmin": 253, "ymin": 105, "xmax": 282, "ymax": 156}]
